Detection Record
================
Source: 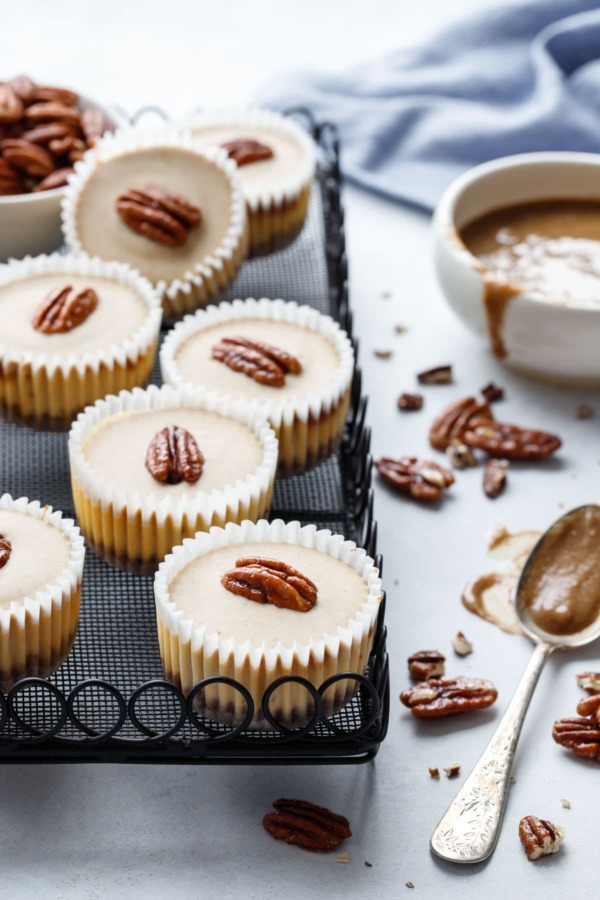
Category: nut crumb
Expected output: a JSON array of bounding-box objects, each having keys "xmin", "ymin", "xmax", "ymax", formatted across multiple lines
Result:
[
  {"xmin": 429, "ymin": 767, "xmax": 440, "ymax": 779},
  {"xmin": 560, "ymin": 799, "xmax": 571, "ymax": 809},
  {"xmin": 417, "ymin": 364, "xmax": 453, "ymax": 385},
  {"xmin": 406, "ymin": 882, "xmax": 415, "ymax": 890},
  {"xmin": 452, "ymin": 631, "xmax": 473, "ymax": 656},
  {"xmin": 576, "ymin": 404, "xmax": 594, "ymax": 419},
  {"xmin": 481, "ymin": 382, "xmax": 504, "ymax": 402},
  {"xmin": 364, "ymin": 861, "xmax": 373, "ymax": 868},
  {"xmin": 398, "ymin": 392, "xmax": 423, "ymax": 412},
  {"xmin": 576, "ymin": 671, "xmax": 600, "ymax": 694},
  {"xmin": 380, "ymin": 290, "xmax": 392, "ymax": 300},
  {"xmin": 336, "ymin": 852, "xmax": 349, "ymax": 863},
  {"xmin": 374, "ymin": 349, "xmax": 393, "ymax": 360},
  {"xmin": 446, "ymin": 439, "xmax": 476, "ymax": 470},
  {"xmin": 509, "ymin": 776, "xmax": 517, "ymax": 785},
  {"xmin": 444, "ymin": 764, "xmax": 461, "ymax": 778},
  {"xmin": 395, "ymin": 324, "xmax": 408, "ymax": 334}
]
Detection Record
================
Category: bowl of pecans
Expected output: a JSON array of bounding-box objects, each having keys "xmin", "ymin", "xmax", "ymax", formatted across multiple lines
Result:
[{"xmin": 0, "ymin": 75, "xmax": 122, "ymax": 261}]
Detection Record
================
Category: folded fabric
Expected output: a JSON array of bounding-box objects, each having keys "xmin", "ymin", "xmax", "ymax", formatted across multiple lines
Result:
[{"xmin": 258, "ymin": 1, "xmax": 600, "ymax": 210}]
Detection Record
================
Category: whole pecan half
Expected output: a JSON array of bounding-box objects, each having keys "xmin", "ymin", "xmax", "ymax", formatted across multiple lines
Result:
[
  {"xmin": 212, "ymin": 336, "xmax": 301, "ymax": 387},
  {"xmin": 81, "ymin": 107, "xmax": 116, "ymax": 147},
  {"xmin": 116, "ymin": 186, "xmax": 201, "ymax": 247},
  {"xmin": 31, "ymin": 84, "xmax": 79, "ymax": 107},
  {"xmin": 407, "ymin": 650, "xmax": 445, "ymax": 681},
  {"xmin": 48, "ymin": 134, "xmax": 86, "ymax": 163},
  {"xmin": 553, "ymin": 717, "xmax": 600, "ymax": 760},
  {"xmin": 145, "ymin": 425, "xmax": 204, "ymax": 485},
  {"xmin": 0, "ymin": 535, "xmax": 12, "ymax": 570},
  {"xmin": 263, "ymin": 799, "xmax": 351, "ymax": 853},
  {"xmin": 32, "ymin": 167, "xmax": 74, "ymax": 192},
  {"xmin": 222, "ymin": 138, "xmax": 274, "ymax": 166},
  {"xmin": 0, "ymin": 157, "xmax": 27, "ymax": 195},
  {"xmin": 483, "ymin": 458, "xmax": 509, "ymax": 498},
  {"xmin": 25, "ymin": 101, "xmax": 81, "ymax": 128},
  {"xmin": 375, "ymin": 456, "xmax": 454, "ymax": 501},
  {"xmin": 577, "ymin": 694, "xmax": 600, "ymax": 722},
  {"xmin": 222, "ymin": 557, "xmax": 317, "ymax": 612},
  {"xmin": 22, "ymin": 122, "xmax": 78, "ymax": 146},
  {"xmin": 429, "ymin": 396, "xmax": 494, "ymax": 451},
  {"xmin": 519, "ymin": 815, "xmax": 565, "ymax": 861},
  {"xmin": 400, "ymin": 676, "xmax": 498, "ymax": 717},
  {"xmin": 463, "ymin": 422, "xmax": 561, "ymax": 460},
  {"xmin": 6, "ymin": 75, "xmax": 36, "ymax": 104},
  {"xmin": 32, "ymin": 284, "xmax": 98, "ymax": 334},
  {"xmin": 1, "ymin": 138, "xmax": 55, "ymax": 178},
  {"xmin": 0, "ymin": 84, "xmax": 24, "ymax": 123}
]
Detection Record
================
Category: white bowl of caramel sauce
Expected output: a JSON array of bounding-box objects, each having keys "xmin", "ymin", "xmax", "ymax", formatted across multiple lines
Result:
[{"xmin": 433, "ymin": 152, "xmax": 600, "ymax": 385}]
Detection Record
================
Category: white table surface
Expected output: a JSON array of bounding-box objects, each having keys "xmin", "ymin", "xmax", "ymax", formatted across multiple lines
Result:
[{"xmin": 1, "ymin": 2, "xmax": 598, "ymax": 898}]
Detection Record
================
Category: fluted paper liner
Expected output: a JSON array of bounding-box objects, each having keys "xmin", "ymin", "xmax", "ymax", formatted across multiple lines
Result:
[
  {"xmin": 0, "ymin": 494, "xmax": 85, "ymax": 691},
  {"xmin": 61, "ymin": 127, "xmax": 248, "ymax": 319},
  {"xmin": 160, "ymin": 298, "xmax": 354, "ymax": 474},
  {"xmin": 0, "ymin": 253, "xmax": 162, "ymax": 425},
  {"xmin": 68, "ymin": 384, "xmax": 278, "ymax": 568},
  {"xmin": 154, "ymin": 518, "xmax": 383, "ymax": 729},
  {"xmin": 183, "ymin": 107, "xmax": 316, "ymax": 257}
]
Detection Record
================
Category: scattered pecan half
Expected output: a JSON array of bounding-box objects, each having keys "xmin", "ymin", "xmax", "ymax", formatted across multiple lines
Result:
[
  {"xmin": 519, "ymin": 815, "xmax": 565, "ymax": 861},
  {"xmin": 417, "ymin": 364, "xmax": 453, "ymax": 385},
  {"xmin": 481, "ymin": 382, "xmax": 504, "ymax": 403},
  {"xmin": 398, "ymin": 392, "xmax": 423, "ymax": 412},
  {"xmin": 1, "ymin": 138, "xmax": 55, "ymax": 178},
  {"xmin": 483, "ymin": 458, "xmax": 509, "ymax": 498},
  {"xmin": 145, "ymin": 425, "xmax": 204, "ymax": 485},
  {"xmin": 263, "ymin": 799, "xmax": 351, "ymax": 853},
  {"xmin": 577, "ymin": 672, "xmax": 600, "ymax": 695},
  {"xmin": 400, "ymin": 676, "xmax": 498, "ymax": 717},
  {"xmin": 116, "ymin": 186, "xmax": 201, "ymax": 247},
  {"xmin": 222, "ymin": 138, "xmax": 274, "ymax": 166},
  {"xmin": 0, "ymin": 157, "xmax": 26, "ymax": 195},
  {"xmin": 32, "ymin": 284, "xmax": 98, "ymax": 334},
  {"xmin": 552, "ymin": 717, "xmax": 600, "ymax": 760},
  {"xmin": 212, "ymin": 336, "xmax": 301, "ymax": 387},
  {"xmin": 0, "ymin": 85, "xmax": 24, "ymax": 123},
  {"xmin": 25, "ymin": 100, "xmax": 81, "ymax": 128},
  {"xmin": 375, "ymin": 456, "xmax": 454, "ymax": 501},
  {"xmin": 408, "ymin": 650, "xmax": 445, "ymax": 680},
  {"xmin": 222, "ymin": 557, "xmax": 317, "ymax": 612},
  {"xmin": 429, "ymin": 396, "xmax": 494, "ymax": 451},
  {"xmin": 32, "ymin": 167, "xmax": 74, "ymax": 192},
  {"xmin": 464, "ymin": 422, "xmax": 561, "ymax": 460},
  {"xmin": 81, "ymin": 107, "xmax": 116, "ymax": 147},
  {"xmin": 576, "ymin": 694, "xmax": 600, "ymax": 722},
  {"xmin": 0, "ymin": 535, "xmax": 12, "ymax": 570}
]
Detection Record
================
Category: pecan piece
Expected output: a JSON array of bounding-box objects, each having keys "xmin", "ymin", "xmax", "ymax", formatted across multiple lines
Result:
[
  {"xmin": 145, "ymin": 425, "xmax": 204, "ymax": 485},
  {"xmin": 464, "ymin": 422, "xmax": 561, "ymax": 460},
  {"xmin": 25, "ymin": 101, "xmax": 81, "ymax": 128},
  {"xmin": 222, "ymin": 557, "xmax": 317, "ymax": 612},
  {"xmin": 375, "ymin": 456, "xmax": 454, "ymax": 501},
  {"xmin": 552, "ymin": 717, "xmax": 600, "ymax": 760},
  {"xmin": 400, "ymin": 676, "xmax": 498, "ymax": 717},
  {"xmin": 408, "ymin": 650, "xmax": 445, "ymax": 680},
  {"xmin": 212, "ymin": 335, "xmax": 301, "ymax": 387},
  {"xmin": 445, "ymin": 439, "xmax": 476, "ymax": 470},
  {"xmin": 452, "ymin": 631, "xmax": 473, "ymax": 656},
  {"xmin": 32, "ymin": 167, "xmax": 74, "ymax": 192},
  {"xmin": 0, "ymin": 535, "xmax": 12, "ymax": 570},
  {"xmin": 0, "ymin": 157, "xmax": 27, "ymax": 195},
  {"xmin": 81, "ymin": 107, "xmax": 116, "ymax": 147},
  {"xmin": 263, "ymin": 798, "xmax": 351, "ymax": 853},
  {"xmin": 222, "ymin": 138, "xmax": 274, "ymax": 166},
  {"xmin": 417, "ymin": 364, "xmax": 453, "ymax": 385},
  {"xmin": 481, "ymin": 382, "xmax": 504, "ymax": 403},
  {"xmin": 32, "ymin": 284, "xmax": 98, "ymax": 334},
  {"xmin": 116, "ymin": 186, "xmax": 201, "ymax": 247},
  {"xmin": 429, "ymin": 396, "xmax": 494, "ymax": 451},
  {"xmin": 398, "ymin": 392, "xmax": 423, "ymax": 412},
  {"xmin": 0, "ymin": 84, "xmax": 24, "ymax": 123},
  {"xmin": 577, "ymin": 694, "xmax": 600, "ymax": 722},
  {"xmin": 577, "ymin": 671, "xmax": 600, "ymax": 695},
  {"xmin": 483, "ymin": 458, "xmax": 509, "ymax": 498},
  {"xmin": 1, "ymin": 138, "xmax": 55, "ymax": 178},
  {"xmin": 519, "ymin": 816, "xmax": 565, "ymax": 861}
]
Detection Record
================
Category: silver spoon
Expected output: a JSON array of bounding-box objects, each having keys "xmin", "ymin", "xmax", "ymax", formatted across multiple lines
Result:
[{"xmin": 430, "ymin": 504, "xmax": 600, "ymax": 864}]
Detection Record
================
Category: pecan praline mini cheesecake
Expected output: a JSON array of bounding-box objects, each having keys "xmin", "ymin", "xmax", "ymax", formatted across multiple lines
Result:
[
  {"xmin": 154, "ymin": 519, "xmax": 383, "ymax": 728},
  {"xmin": 160, "ymin": 298, "xmax": 355, "ymax": 475},
  {"xmin": 0, "ymin": 253, "xmax": 161, "ymax": 427},
  {"xmin": 68, "ymin": 385, "xmax": 278, "ymax": 571},
  {"xmin": 61, "ymin": 128, "xmax": 248, "ymax": 320},
  {"xmin": 184, "ymin": 108, "xmax": 316, "ymax": 257},
  {"xmin": 0, "ymin": 494, "xmax": 85, "ymax": 691}
]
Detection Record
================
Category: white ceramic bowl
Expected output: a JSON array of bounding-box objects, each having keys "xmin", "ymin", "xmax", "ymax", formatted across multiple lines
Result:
[
  {"xmin": 433, "ymin": 152, "xmax": 600, "ymax": 386},
  {"xmin": 0, "ymin": 94, "xmax": 123, "ymax": 262}
]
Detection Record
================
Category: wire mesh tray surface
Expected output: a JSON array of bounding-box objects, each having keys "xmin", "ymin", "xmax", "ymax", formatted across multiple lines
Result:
[{"xmin": 0, "ymin": 115, "xmax": 389, "ymax": 764}]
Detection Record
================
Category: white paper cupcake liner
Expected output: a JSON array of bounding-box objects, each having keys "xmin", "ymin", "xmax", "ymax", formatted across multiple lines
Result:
[
  {"xmin": 159, "ymin": 297, "xmax": 355, "ymax": 474},
  {"xmin": 0, "ymin": 494, "xmax": 85, "ymax": 691},
  {"xmin": 0, "ymin": 253, "xmax": 162, "ymax": 425},
  {"xmin": 61, "ymin": 126, "xmax": 249, "ymax": 319},
  {"xmin": 182, "ymin": 107, "xmax": 316, "ymax": 256},
  {"xmin": 154, "ymin": 518, "xmax": 383, "ymax": 728},
  {"xmin": 68, "ymin": 384, "xmax": 279, "ymax": 568}
]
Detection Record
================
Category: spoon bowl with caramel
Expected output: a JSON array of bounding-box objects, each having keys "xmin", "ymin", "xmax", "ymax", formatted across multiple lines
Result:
[
  {"xmin": 433, "ymin": 152, "xmax": 600, "ymax": 385},
  {"xmin": 431, "ymin": 505, "xmax": 600, "ymax": 864}
]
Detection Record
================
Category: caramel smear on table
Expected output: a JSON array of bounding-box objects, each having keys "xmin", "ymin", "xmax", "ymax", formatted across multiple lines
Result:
[{"xmin": 462, "ymin": 526, "xmax": 541, "ymax": 635}]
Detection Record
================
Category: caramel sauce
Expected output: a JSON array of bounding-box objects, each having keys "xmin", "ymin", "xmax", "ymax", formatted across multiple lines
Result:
[{"xmin": 459, "ymin": 199, "xmax": 600, "ymax": 358}]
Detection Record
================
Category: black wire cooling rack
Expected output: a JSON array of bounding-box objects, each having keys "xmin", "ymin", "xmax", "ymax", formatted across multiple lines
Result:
[{"xmin": 0, "ymin": 113, "xmax": 390, "ymax": 764}]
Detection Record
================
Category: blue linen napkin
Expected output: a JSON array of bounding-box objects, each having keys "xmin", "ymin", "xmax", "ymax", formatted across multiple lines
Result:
[{"xmin": 258, "ymin": 2, "xmax": 600, "ymax": 210}]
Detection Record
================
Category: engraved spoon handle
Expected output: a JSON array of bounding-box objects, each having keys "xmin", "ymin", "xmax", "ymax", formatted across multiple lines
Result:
[{"xmin": 430, "ymin": 640, "xmax": 553, "ymax": 864}]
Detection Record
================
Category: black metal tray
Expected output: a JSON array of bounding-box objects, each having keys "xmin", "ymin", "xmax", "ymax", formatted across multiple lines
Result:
[{"xmin": 0, "ymin": 115, "xmax": 389, "ymax": 764}]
